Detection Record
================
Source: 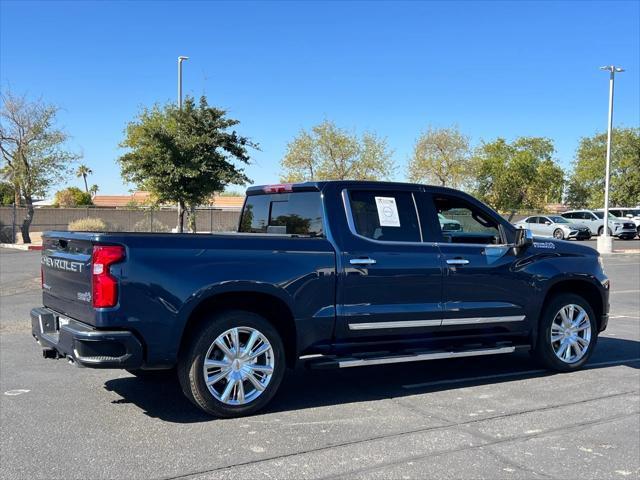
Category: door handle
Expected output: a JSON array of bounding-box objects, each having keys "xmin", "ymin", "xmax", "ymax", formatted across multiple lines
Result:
[
  {"xmin": 446, "ymin": 258, "xmax": 469, "ymax": 265},
  {"xmin": 350, "ymin": 258, "xmax": 377, "ymax": 265}
]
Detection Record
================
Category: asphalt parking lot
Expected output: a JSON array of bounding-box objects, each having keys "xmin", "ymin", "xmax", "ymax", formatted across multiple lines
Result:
[{"xmin": 1, "ymin": 248, "xmax": 639, "ymax": 480}]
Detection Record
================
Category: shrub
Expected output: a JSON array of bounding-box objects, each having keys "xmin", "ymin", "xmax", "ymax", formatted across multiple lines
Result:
[
  {"xmin": 133, "ymin": 217, "xmax": 170, "ymax": 232},
  {"xmin": 68, "ymin": 217, "xmax": 107, "ymax": 232},
  {"xmin": 54, "ymin": 187, "xmax": 93, "ymax": 207}
]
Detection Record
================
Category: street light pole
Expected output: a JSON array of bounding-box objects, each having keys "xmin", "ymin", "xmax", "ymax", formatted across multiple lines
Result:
[
  {"xmin": 597, "ymin": 65, "xmax": 624, "ymax": 254},
  {"xmin": 176, "ymin": 56, "xmax": 189, "ymax": 233},
  {"xmin": 178, "ymin": 56, "xmax": 189, "ymax": 109}
]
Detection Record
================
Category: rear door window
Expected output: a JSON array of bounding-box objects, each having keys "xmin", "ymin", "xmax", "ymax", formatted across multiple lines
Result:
[
  {"xmin": 347, "ymin": 190, "xmax": 421, "ymax": 242},
  {"xmin": 239, "ymin": 192, "xmax": 324, "ymax": 236}
]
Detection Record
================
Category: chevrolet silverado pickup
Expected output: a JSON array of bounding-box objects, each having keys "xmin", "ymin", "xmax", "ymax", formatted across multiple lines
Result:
[{"xmin": 32, "ymin": 181, "xmax": 610, "ymax": 417}]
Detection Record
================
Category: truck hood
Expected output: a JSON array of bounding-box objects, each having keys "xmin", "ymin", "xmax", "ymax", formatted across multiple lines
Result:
[{"xmin": 531, "ymin": 236, "xmax": 598, "ymax": 257}]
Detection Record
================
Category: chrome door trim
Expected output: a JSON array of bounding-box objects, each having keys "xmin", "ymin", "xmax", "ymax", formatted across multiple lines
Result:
[
  {"xmin": 446, "ymin": 259, "xmax": 470, "ymax": 265},
  {"xmin": 441, "ymin": 315, "xmax": 525, "ymax": 326},
  {"xmin": 349, "ymin": 258, "xmax": 377, "ymax": 266},
  {"xmin": 348, "ymin": 319, "xmax": 442, "ymax": 330}
]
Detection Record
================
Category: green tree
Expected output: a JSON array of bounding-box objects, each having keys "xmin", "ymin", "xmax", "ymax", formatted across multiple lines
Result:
[
  {"xmin": 0, "ymin": 90, "xmax": 80, "ymax": 243},
  {"xmin": 0, "ymin": 181, "xmax": 15, "ymax": 206},
  {"xmin": 76, "ymin": 164, "xmax": 93, "ymax": 193},
  {"xmin": 471, "ymin": 137, "xmax": 564, "ymax": 217},
  {"xmin": 89, "ymin": 184, "xmax": 99, "ymax": 197},
  {"xmin": 53, "ymin": 187, "xmax": 93, "ymax": 207},
  {"xmin": 566, "ymin": 128, "xmax": 640, "ymax": 208},
  {"xmin": 407, "ymin": 126, "xmax": 472, "ymax": 188},
  {"xmin": 119, "ymin": 96, "xmax": 256, "ymax": 233},
  {"xmin": 280, "ymin": 120, "xmax": 394, "ymax": 182}
]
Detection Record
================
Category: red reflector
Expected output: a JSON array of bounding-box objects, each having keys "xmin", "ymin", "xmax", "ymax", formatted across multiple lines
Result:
[
  {"xmin": 263, "ymin": 183, "xmax": 293, "ymax": 193},
  {"xmin": 92, "ymin": 245, "xmax": 125, "ymax": 308}
]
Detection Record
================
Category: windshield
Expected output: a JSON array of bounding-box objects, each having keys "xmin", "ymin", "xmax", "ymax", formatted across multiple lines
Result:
[{"xmin": 548, "ymin": 216, "xmax": 570, "ymax": 224}]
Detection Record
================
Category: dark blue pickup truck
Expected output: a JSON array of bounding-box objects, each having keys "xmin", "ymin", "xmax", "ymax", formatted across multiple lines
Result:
[{"xmin": 32, "ymin": 181, "xmax": 610, "ymax": 417}]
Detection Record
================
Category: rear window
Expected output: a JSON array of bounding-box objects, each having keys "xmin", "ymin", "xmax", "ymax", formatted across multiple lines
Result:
[{"xmin": 239, "ymin": 192, "xmax": 324, "ymax": 236}]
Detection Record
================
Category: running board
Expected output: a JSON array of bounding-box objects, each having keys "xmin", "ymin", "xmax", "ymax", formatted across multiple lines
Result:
[{"xmin": 306, "ymin": 345, "xmax": 518, "ymax": 369}]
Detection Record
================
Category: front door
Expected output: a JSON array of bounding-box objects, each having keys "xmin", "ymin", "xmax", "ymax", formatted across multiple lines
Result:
[
  {"xmin": 425, "ymin": 192, "xmax": 532, "ymax": 336},
  {"xmin": 333, "ymin": 187, "xmax": 443, "ymax": 346}
]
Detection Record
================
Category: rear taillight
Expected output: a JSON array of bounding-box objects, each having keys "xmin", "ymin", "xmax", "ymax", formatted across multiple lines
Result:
[
  {"xmin": 92, "ymin": 245, "xmax": 125, "ymax": 308},
  {"xmin": 40, "ymin": 264, "xmax": 44, "ymax": 289}
]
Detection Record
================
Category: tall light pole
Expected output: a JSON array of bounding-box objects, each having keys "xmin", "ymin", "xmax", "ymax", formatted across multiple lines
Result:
[
  {"xmin": 176, "ymin": 56, "xmax": 189, "ymax": 232},
  {"xmin": 178, "ymin": 56, "xmax": 189, "ymax": 109},
  {"xmin": 597, "ymin": 65, "xmax": 624, "ymax": 254}
]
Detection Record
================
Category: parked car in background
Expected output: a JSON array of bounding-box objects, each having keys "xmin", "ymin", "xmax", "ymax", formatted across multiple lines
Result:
[
  {"xmin": 438, "ymin": 213, "xmax": 463, "ymax": 232},
  {"xmin": 597, "ymin": 208, "xmax": 640, "ymax": 238},
  {"xmin": 561, "ymin": 210, "xmax": 636, "ymax": 240},
  {"xmin": 514, "ymin": 215, "xmax": 591, "ymax": 240}
]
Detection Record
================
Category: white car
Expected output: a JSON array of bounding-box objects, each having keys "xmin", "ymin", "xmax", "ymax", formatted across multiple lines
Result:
[
  {"xmin": 514, "ymin": 215, "xmax": 592, "ymax": 240},
  {"xmin": 561, "ymin": 210, "xmax": 636, "ymax": 240},
  {"xmin": 438, "ymin": 213, "xmax": 463, "ymax": 232},
  {"xmin": 598, "ymin": 208, "xmax": 640, "ymax": 238}
]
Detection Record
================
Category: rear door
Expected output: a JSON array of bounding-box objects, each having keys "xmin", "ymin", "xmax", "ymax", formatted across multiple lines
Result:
[
  {"xmin": 424, "ymin": 191, "xmax": 531, "ymax": 334},
  {"xmin": 332, "ymin": 185, "xmax": 443, "ymax": 343},
  {"xmin": 525, "ymin": 216, "xmax": 542, "ymax": 235},
  {"xmin": 41, "ymin": 234, "xmax": 94, "ymax": 322}
]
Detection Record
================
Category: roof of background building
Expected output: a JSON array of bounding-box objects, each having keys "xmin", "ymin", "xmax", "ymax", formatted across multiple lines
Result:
[{"xmin": 92, "ymin": 192, "xmax": 245, "ymax": 210}]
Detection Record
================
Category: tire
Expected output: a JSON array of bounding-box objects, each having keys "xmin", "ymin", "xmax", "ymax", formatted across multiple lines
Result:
[
  {"xmin": 553, "ymin": 229, "xmax": 564, "ymax": 240},
  {"xmin": 126, "ymin": 368, "xmax": 176, "ymax": 379},
  {"xmin": 597, "ymin": 226, "xmax": 612, "ymax": 236},
  {"xmin": 533, "ymin": 293, "xmax": 598, "ymax": 372},
  {"xmin": 177, "ymin": 310, "xmax": 286, "ymax": 418}
]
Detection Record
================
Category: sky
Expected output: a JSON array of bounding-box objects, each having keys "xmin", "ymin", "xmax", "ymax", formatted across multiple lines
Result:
[{"xmin": 1, "ymin": 0, "xmax": 639, "ymax": 196}]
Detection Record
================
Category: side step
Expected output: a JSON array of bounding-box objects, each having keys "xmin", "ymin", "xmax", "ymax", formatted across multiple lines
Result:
[{"xmin": 306, "ymin": 345, "xmax": 521, "ymax": 369}]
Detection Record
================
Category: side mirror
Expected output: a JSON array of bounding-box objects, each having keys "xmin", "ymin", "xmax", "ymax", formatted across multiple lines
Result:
[
  {"xmin": 544, "ymin": 221, "xmax": 551, "ymax": 225},
  {"xmin": 515, "ymin": 227, "xmax": 533, "ymax": 249},
  {"xmin": 626, "ymin": 214, "xmax": 633, "ymax": 218}
]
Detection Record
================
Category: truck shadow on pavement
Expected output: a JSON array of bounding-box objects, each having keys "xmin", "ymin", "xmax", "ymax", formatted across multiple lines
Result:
[{"xmin": 102, "ymin": 336, "xmax": 640, "ymax": 423}]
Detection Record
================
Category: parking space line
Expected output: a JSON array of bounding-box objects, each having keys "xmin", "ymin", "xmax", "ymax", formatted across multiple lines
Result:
[
  {"xmin": 402, "ymin": 357, "xmax": 640, "ymax": 389},
  {"xmin": 611, "ymin": 289, "xmax": 640, "ymax": 294}
]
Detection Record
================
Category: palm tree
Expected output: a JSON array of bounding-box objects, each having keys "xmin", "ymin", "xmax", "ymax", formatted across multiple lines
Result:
[
  {"xmin": 76, "ymin": 164, "xmax": 92, "ymax": 193},
  {"xmin": 89, "ymin": 184, "xmax": 99, "ymax": 198}
]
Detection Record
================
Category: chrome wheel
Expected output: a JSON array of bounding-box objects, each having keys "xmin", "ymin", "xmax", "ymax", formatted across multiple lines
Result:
[
  {"xmin": 202, "ymin": 326, "xmax": 275, "ymax": 406},
  {"xmin": 553, "ymin": 229, "xmax": 564, "ymax": 239},
  {"xmin": 550, "ymin": 304, "xmax": 591, "ymax": 364}
]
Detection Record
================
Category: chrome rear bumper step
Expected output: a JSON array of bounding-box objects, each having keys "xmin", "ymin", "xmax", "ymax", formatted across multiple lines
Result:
[{"xmin": 306, "ymin": 345, "xmax": 521, "ymax": 369}]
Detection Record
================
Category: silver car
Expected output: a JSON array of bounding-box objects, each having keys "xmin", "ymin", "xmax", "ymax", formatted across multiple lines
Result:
[{"xmin": 515, "ymin": 215, "xmax": 592, "ymax": 240}]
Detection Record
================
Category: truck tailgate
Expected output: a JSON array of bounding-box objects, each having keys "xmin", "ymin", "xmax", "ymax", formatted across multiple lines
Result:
[{"xmin": 41, "ymin": 234, "xmax": 94, "ymax": 323}]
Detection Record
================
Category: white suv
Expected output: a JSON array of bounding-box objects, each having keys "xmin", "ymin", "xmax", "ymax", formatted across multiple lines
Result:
[
  {"xmin": 561, "ymin": 210, "xmax": 636, "ymax": 240},
  {"xmin": 599, "ymin": 208, "xmax": 640, "ymax": 238}
]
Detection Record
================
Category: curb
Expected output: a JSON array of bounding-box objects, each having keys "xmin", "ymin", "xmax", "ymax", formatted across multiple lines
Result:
[{"xmin": 0, "ymin": 243, "xmax": 43, "ymax": 251}]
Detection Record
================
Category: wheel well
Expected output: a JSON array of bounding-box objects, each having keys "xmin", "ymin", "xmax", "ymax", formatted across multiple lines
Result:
[
  {"xmin": 178, "ymin": 291, "xmax": 297, "ymax": 368},
  {"xmin": 543, "ymin": 280, "xmax": 604, "ymax": 329}
]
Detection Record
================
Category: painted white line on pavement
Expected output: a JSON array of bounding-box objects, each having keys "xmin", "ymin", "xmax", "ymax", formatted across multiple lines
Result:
[
  {"xmin": 402, "ymin": 358, "xmax": 640, "ymax": 389},
  {"xmin": 611, "ymin": 290, "xmax": 640, "ymax": 294},
  {"xmin": 609, "ymin": 315, "xmax": 640, "ymax": 319},
  {"xmin": 4, "ymin": 389, "xmax": 30, "ymax": 396}
]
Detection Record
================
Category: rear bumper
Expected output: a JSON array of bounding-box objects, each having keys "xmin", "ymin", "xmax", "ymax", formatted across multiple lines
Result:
[{"xmin": 31, "ymin": 307, "xmax": 143, "ymax": 369}]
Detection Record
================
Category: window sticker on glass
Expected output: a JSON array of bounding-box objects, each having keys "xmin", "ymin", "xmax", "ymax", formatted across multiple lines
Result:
[{"xmin": 374, "ymin": 196, "xmax": 401, "ymax": 227}]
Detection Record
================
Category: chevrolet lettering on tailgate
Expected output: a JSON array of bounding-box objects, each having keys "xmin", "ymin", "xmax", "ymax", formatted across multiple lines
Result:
[{"xmin": 41, "ymin": 256, "xmax": 85, "ymax": 273}]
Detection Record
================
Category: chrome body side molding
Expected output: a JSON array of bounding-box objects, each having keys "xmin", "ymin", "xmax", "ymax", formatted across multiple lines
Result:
[{"xmin": 348, "ymin": 315, "xmax": 525, "ymax": 330}]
